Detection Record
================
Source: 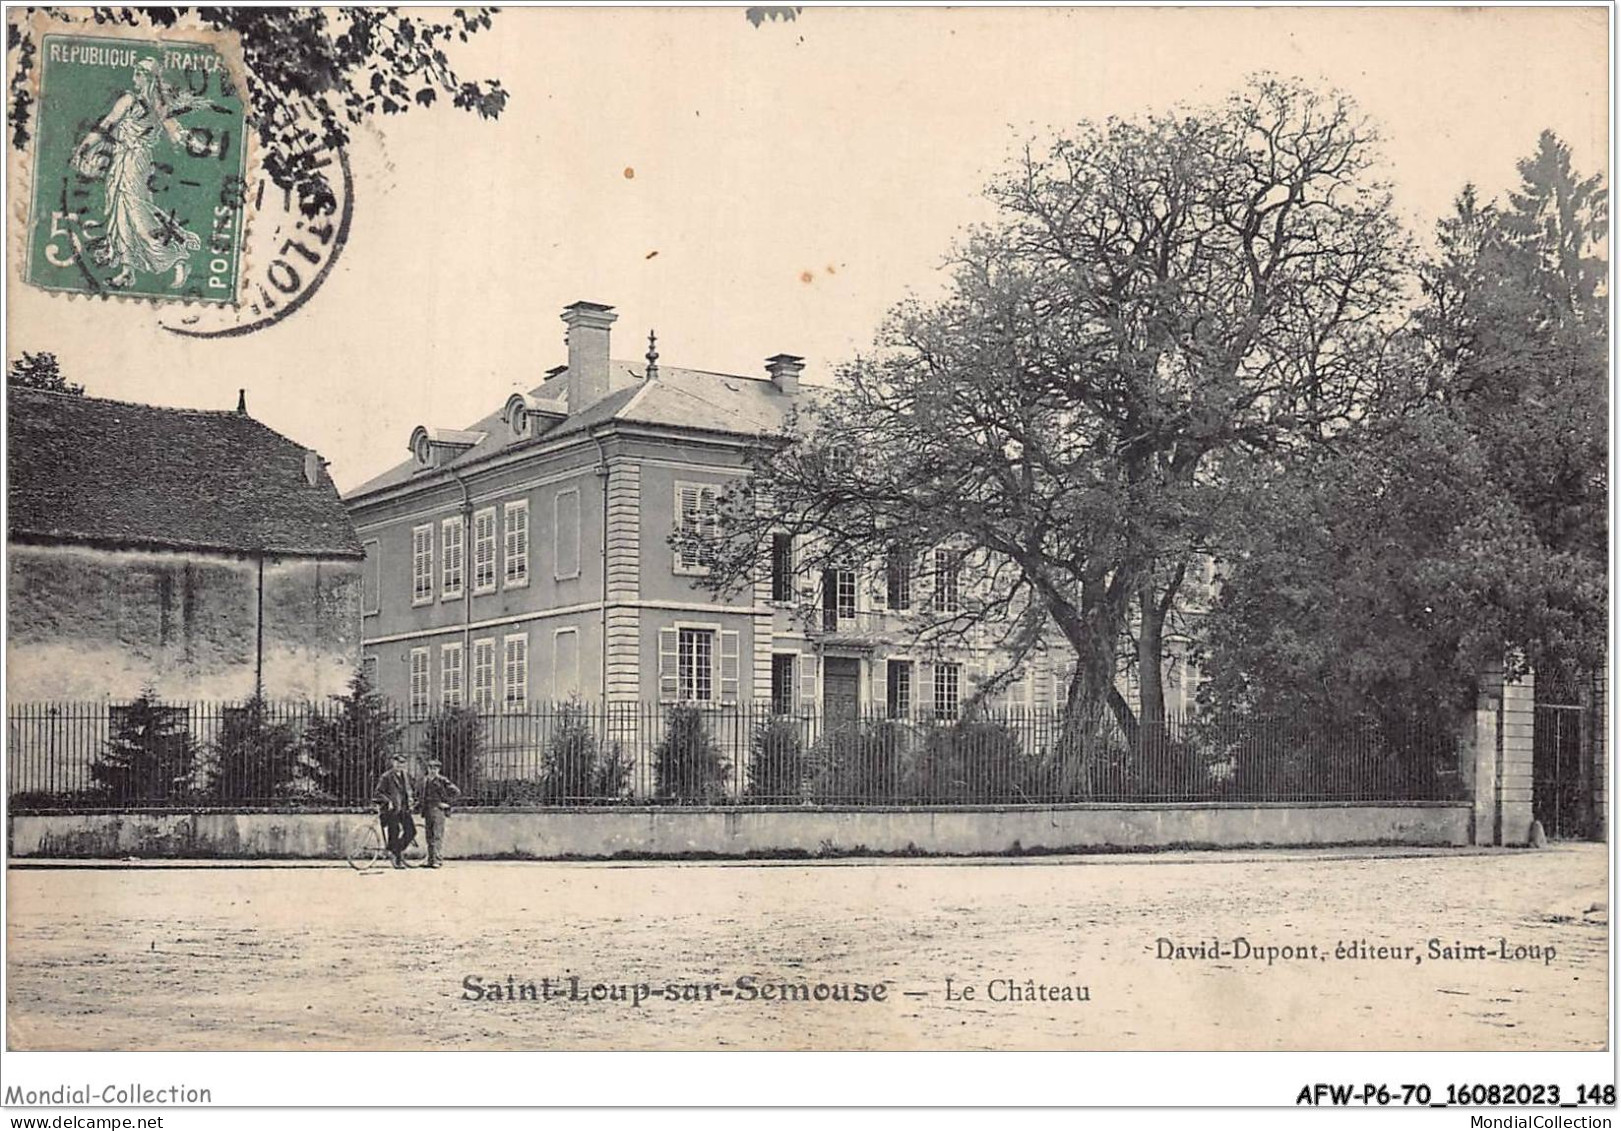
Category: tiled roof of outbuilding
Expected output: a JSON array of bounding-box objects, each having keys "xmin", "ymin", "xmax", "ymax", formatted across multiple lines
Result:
[{"xmin": 7, "ymin": 389, "xmax": 364, "ymax": 558}]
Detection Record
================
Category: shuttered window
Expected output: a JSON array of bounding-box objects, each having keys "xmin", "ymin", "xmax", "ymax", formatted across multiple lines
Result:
[
  {"xmin": 411, "ymin": 525, "xmax": 433, "ymax": 605},
  {"xmin": 441, "ymin": 517, "xmax": 464, "ymax": 600},
  {"xmin": 503, "ymin": 633, "xmax": 528, "ymax": 713},
  {"xmin": 674, "ymin": 482, "xmax": 719, "ymax": 574},
  {"xmin": 932, "ymin": 549, "xmax": 960, "ymax": 613},
  {"xmin": 887, "ymin": 660, "xmax": 913, "ymax": 718},
  {"xmin": 409, "ymin": 648, "xmax": 431, "ymax": 718},
  {"xmin": 657, "ymin": 625, "xmax": 740, "ymax": 703},
  {"xmin": 473, "ymin": 509, "xmax": 497, "ymax": 593},
  {"xmin": 504, "ymin": 500, "xmax": 530, "ymax": 587},
  {"xmin": 472, "ymin": 639, "xmax": 496, "ymax": 711},
  {"xmin": 886, "ymin": 547, "xmax": 911, "ymax": 611},
  {"xmin": 362, "ymin": 540, "xmax": 381, "ymax": 615},
  {"xmin": 441, "ymin": 642, "xmax": 463, "ymax": 707}
]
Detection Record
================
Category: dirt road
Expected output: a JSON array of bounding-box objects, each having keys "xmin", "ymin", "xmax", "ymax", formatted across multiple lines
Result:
[{"xmin": 5, "ymin": 845, "xmax": 1608, "ymax": 1050}]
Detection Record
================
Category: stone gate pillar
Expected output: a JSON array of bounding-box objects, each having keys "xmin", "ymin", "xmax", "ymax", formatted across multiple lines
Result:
[{"xmin": 1460, "ymin": 661, "xmax": 1536, "ymax": 846}]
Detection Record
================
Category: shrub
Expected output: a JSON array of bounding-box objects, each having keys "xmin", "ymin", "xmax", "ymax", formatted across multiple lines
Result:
[
  {"xmin": 422, "ymin": 705, "xmax": 484, "ymax": 793},
  {"xmin": 91, "ymin": 689, "xmax": 200, "ymax": 804},
  {"xmin": 541, "ymin": 701, "xmax": 616, "ymax": 802},
  {"xmin": 745, "ymin": 716, "xmax": 807, "ymax": 802},
  {"xmin": 593, "ymin": 741, "xmax": 634, "ymax": 803},
  {"xmin": 653, "ymin": 704, "xmax": 729, "ymax": 803},
  {"xmin": 304, "ymin": 669, "xmax": 403, "ymax": 803},
  {"xmin": 912, "ymin": 717, "xmax": 1032, "ymax": 803},
  {"xmin": 810, "ymin": 720, "xmax": 913, "ymax": 804},
  {"xmin": 208, "ymin": 697, "xmax": 308, "ymax": 802}
]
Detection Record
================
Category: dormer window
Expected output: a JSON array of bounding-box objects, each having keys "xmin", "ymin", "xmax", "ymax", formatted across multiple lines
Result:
[
  {"xmin": 413, "ymin": 431, "xmax": 432, "ymax": 465},
  {"xmin": 408, "ymin": 425, "xmax": 484, "ymax": 470}
]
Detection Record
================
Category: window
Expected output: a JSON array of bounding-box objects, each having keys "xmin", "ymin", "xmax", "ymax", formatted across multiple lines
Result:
[
  {"xmin": 473, "ymin": 508, "xmax": 497, "ymax": 593},
  {"xmin": 361, "ymin": 655, "xmax": 379, "ymax": 689},
  {"xmin": 362, "ymin": 540, "xmax": 381, "ymax": 615},
  {"xmin": 933, "ymin": 662, "xmax": 960, "ymax": 720},
  {"xmin": 658, "ymin": 625, "xmax": 738, "ymax": 703},
  {"xmin": 771, "ymin": 653, "xmax": 797, "ymax": 714},
  {"xmin": 678, "ymin": 628, "xmax": 714, "ymax": 701},
  {"xmin": 770, "ymin": 533, "xmax": 795, "ymax": 602},
  {"xmin": 886, "ymin": 547, "xmax": 911, "ymax": 611},
  {"xmin": 554, "ymin": 489, "xmax": 580, "ymax": 580},
  {"xmin": 409, "ymin": 648, "xmax": 431, "ymax": 718},
  {"xmin": 504, "ymin": 500, "xmax": 530, "ymax": 588},
  {"xmin": 887, "ymin": 660, "xmax": 913, "ymax": 718},
  {"xmin": 441, "ymin": 517, "xmax": 464, "ymax": 600},
  {"xmin": 932, "ymin": 549, "xmax": 960, "ymax": 613},
  {"xmin": 411, "ymin": 525, "xmax": 433, "ymax": 605},
  {"xmin": 472, "ymin": 639, "xmax": 496, "ymax": 711},
  {"xmin": 553, "ymin": 628, "xmax": 580, "ymax": 701},
  {"xmin": 674, "ymin": 482, "xmax": 719, "ymax": 574},
  {"xmin": 441, "ymin": 643, "xmax": 463, "ymax": 708},
  {"xmin": 502, "ymin": 633, "xmax": 528, "ymax": 713},
  {"xmin": 822, "ymin": 567, "xmax": 856, "ymax": 630}
]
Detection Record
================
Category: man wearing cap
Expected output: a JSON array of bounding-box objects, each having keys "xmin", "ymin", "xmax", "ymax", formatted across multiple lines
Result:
[
  {"xmin": 420, "ymin": 756, "xmax": 463, "ymax": 869},
  {"xmin": 372, "ymin": 753, "xmax": 416, "ymax": 869}
]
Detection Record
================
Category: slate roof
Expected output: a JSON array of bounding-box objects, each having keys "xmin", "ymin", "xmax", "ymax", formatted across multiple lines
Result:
[
  {"xmin": 346, "ymin": 361, "xmax": 805, "ymax": 500},
  {"xmin": 8, "ymin": 389, "xmax": 364, "ymax": 558}
]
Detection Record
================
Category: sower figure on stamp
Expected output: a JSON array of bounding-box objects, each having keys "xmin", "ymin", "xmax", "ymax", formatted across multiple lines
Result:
[
  {"xmin": 420, "ymin": 757, "xmax": 463, "ymax": 869},
  {"xmin": 372, "ymin": 753, "xmax": 417, "ymax": 869}
]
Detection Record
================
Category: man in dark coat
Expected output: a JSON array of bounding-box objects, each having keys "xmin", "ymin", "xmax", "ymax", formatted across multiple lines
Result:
[
  {"xmin": 420, "ymin": 756, "xmax": 463, "ymax": 868},
  {"xmin": 372, "ymin": 753, "xmax": 416, "ymax": 868}
]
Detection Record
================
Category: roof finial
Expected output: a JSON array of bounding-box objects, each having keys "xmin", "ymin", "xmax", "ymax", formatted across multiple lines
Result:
[
  {"xmin": 236, "ymin": 388, "xmax": 247, "ymax": 415},
  {"xmin": 645, "ymin": 330, "xmax": 660, "ymax": 381}
]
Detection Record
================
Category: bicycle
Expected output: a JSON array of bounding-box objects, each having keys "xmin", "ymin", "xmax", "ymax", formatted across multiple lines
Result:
[{"xmin": 346, "ymin": 813, "xmax": 428, "ymax": 872}]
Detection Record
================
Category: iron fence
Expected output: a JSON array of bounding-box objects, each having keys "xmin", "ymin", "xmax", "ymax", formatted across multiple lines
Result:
[{"xmin": 6, "ymin": 698, "xmax": 1462, "ymax": 812}]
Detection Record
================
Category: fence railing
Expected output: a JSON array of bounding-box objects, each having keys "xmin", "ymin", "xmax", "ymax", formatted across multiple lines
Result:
[{"xmin": 5, "ymin": 698, "xmax": 1463, "ymax": 812}]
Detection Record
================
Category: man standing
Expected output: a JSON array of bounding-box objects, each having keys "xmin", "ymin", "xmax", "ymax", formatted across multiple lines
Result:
[
  {"xmin": 420, "ymin": 756, "xmax": 463, "ymax": 869},
  {"xmin": 372, "ymin": 753, "xmax": 416, "ymax": 869}
]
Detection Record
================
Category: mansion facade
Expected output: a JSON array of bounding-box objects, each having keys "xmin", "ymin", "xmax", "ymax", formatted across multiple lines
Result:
[{"xmin": 344, "ymin": 301, "xmax": 1204, "ymax": 721}]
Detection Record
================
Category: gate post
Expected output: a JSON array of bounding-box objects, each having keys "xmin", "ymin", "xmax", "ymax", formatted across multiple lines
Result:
[
  {"xmin": 1460, "ymin": 661, "xmax": 1535, "ymax": 846},
  {"xmin": 1459, "ymin": 666, "xmax": 1501, "ymax": 846},
  {"xmin": 1498, "ymin": 668, "xmax": 1536, "ymax": 845},
  {"xmin": 1591, "ymin": 664, "xmax": 1609, "ymax": 842}
]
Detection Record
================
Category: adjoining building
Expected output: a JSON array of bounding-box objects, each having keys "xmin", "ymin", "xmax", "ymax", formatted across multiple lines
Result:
[
  {"xmin": 6, "ymin": 388, "xmax": 364, "ymax": 702},
  {"xmin": 350, "ymin": 301, "xmax": 1055, "ymax": 719}
]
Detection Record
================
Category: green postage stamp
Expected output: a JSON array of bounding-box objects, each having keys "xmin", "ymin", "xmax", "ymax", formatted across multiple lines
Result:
[{"xmin": 24, "ymin": 26, "xmax": 249, "ymax": 303}]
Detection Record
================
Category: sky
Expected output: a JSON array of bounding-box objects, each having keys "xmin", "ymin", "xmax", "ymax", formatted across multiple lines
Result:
[{"xmin": 5, "ymin": 5, "xmax": 1610, "ymax": 492}]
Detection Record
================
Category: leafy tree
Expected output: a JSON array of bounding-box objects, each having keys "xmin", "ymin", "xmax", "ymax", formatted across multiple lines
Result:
[
  {"xmin": 690, "ymin": 77, "xmax": 1408, "ymax": 794},
  {"xmin": 304, "ymin": 668, "xmax": 402, "ymax": 802},
  {"xmin": 209, "ymin": 697, "xmax": 305, "ymax": 802},
  {"xmin": 809, "ymin": 720, "xmax": 913, "ymax": 804},
  {"xmin": 91, "ymin": 689, "xmax": 198, "ymax": 803},
  {"xmin": 537, "ymin": 699, "xmax": 629, "ymax": 804},
  {"xmin": 7, "ymin": 351, "xmax": 82, "ymax": 395},
  {"xmin": 1198, "ymin": 133, "xmax": 1606, "ymax": 741},
  {"xmin": 8, "ymin": 8, "xmax": 508, "ymax": 215}
]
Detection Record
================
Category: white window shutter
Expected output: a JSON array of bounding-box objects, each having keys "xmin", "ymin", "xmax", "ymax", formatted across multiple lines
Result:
[
  {"xmin": 658, "ymin": 628, "xmax": 679, "ymax": 702},
  {"xmin": 798, "ymin": 653, "xmax": 818, "ymax": 715},
  {"xmin": 917, "ymin": 663, "xmax": 935, "ymax": 721},
  {"xmin": 867, "ymin": 659, "xmax": 885, "ymax": 715},
  {"xmin": 719, "ymin": 630, "xmax": 741, "ymax": 704}
]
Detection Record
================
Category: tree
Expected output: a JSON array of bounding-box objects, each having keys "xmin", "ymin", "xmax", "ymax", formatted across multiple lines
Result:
[
  {"xmin": 7, "ymin": 351, "xmax": 82, "ymax": 394},
  {"xmin": 422, "ymin": 705, "xmax": 484, "ymax": 794},
  {"xmin": 8, "ymin": 8, "xmax": 508, "ymax": 216},
  {"xmin": 91, "ymin": 689, "xmax": 198, "ymax": 803},
  {"xmin": 690, "ymin": 77, "xmax": 1408, "ymax": 794},
  {"xmin": 304, "ymin": 668, "xmax": 402, "ymax": 802},
  {"xmin": 208, "ymin": 697, "xmax": 306, "ymax": 802},
  {"xmin": 1198, "ymin": 132, "xmax": 1607, "ymax": 734}
]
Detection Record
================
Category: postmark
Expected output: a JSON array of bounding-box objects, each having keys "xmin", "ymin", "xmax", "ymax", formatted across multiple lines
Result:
[
  {"xmin": 23, "ymin": 27, "xmax": 249, "ymax": 304},
  {"xmin": 160, "ymin": 138, "xmax": 354, "ymax": 338}
]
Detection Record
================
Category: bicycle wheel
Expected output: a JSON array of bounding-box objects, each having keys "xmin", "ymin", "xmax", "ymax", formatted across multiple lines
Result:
[
  {"xmin": 400, "ymin": 831, "xmax": 428, "ymax": 868},
  {"xmin": 346, "ymin": 821, "xmax": 388, "ymax": 871}
]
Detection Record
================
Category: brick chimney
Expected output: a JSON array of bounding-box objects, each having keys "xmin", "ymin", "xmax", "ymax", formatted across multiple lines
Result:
[
  {"xmin": 561, "ymin": 301, "xmax": 618, "ymax": 413},
  {"xmin": 766, "ymin": 354, "xmax": 804, "ymax": 395}
]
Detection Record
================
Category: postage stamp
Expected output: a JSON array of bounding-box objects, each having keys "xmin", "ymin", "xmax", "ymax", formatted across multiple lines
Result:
[{"xmin": 23, "ymin": 27, "xmax": 249, "ymax": 303}]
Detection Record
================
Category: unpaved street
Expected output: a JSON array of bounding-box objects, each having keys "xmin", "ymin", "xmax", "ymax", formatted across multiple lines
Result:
[{"xmin": 6, "ymin": 845, "xmax": 1608, "ymax": 1051}]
